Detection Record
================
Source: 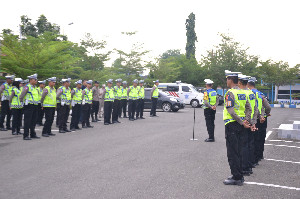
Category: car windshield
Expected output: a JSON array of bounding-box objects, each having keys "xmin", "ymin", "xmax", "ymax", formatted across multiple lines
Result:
[{"xmin": 190, "ymin": 86, "xmax": 198, "ymax": 92}]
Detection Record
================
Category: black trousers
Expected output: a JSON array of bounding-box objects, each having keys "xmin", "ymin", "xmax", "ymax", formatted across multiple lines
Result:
[
  {"xmin": 248, "ymin": 128, "xmax": 255, "ymax": 166},
  {"xmin": 128, "ymin": 99, "xmax": 137, "ymax": 119},
  {"xmin": 121, "ymin": 99, "xmax": 127, "ymax": 117},
  {"xmin": 70, "ymin": 104, "xmax": 81, "ymax": 129},
  {"xmin": 58, "ymin": 105, "xmax": 70, "ymax": 130},
  {"xmin": 82, "ymin": 103, "xmax": 91, "ymax": 127},
  {"xmin": 242, "ymin": 128, "xmax": 255, "ymax": 171},
  {"xmin": 204, "ymin": 108, "xmax": 216, "ymax": 139},
  {"xmin": 225, "ymin": 122, "xmax": 243, "ymax": 180},
  {"xmin": 42, "ymin": 107, "xmax": 55, "ymax": 135},
  {"xmin": 136, "ymin": 99, "xmax": 144, "ymax": 118},
  {"xmin": 56, "ymin": 103, "xmax": 61, "ymax": 126},
  {"xmin": 104, "ymin": 101, "xmax": 113, "ymax": 123},
  {"xmin": 23, "ymin": 104, "xmax": 38, "ymax": 138},
  {"xmin": 255, "ymin": 118, "xmax": 268, "ymax": 161},
  {"xmin": 0, "ymin": 100, "xmax": 11, "ymax": 128},
  {"xmin": 37, "ymin": 103, "xmax": 45, "ymax": 125},
  {"xmin": 11, "ymin": 108, "xmax": 22, "ymax": 133},
  {"xmin": 91, "ymin": 101, "xmax": 99, "ymax": 119},
  {"xmin": 112, "ymin": 100, "xmax": 121, "ymax": 122},
  {"xmin": 150, "ymin": 98, "xmax": 158, "ymax": 116}
]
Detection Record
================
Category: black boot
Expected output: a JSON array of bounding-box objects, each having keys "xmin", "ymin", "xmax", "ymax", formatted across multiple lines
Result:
[
  {"xmin": 12, "ymin": 128, "xmax": 17, "ymax": 135},
  {"xmin": 91, "ymin": 115, "xmax": 97, "ymax": 122}
]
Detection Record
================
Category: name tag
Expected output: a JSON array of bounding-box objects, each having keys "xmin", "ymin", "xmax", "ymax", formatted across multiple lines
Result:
[
  {"xmin": 249, "ymin": 94, "xmax": 255, "ymax": 100},
  {"xmin": 237, "ymin": 94, "xmax": 246, "ymax": 100}
]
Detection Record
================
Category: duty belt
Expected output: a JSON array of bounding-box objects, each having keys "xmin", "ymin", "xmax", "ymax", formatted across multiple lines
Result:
[
  {"xmin": 129, "ymin": 97, "xmax": 138, "ymax": 100},
  {"xmin": 224, "ymin": 117, "xmax": 245, "ymax": 124},
  {"xmin": 27, "ymin": 100, "xmax": 39, "ymax": 105},
  {"xmin": 10, "ymin": 104, "xmax": 23, "ymax": 109},
  {"xmin": 105, "ymin": 98, "xmax": 114, "ymax": 101},
  {"xmin": 115, "ymin": 96, "xmax": 122, "ymax": 100}
]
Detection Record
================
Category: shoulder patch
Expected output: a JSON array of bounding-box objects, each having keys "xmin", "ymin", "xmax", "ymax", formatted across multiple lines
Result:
[{"xmin": 225, "ymin": 93, "xmax": 234, "ymax": 108}]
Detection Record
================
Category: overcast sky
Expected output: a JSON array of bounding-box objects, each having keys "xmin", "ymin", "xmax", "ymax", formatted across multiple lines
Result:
[{"xmin": 1, "ymin": 0, "xmax": 300, "ymax": 67}]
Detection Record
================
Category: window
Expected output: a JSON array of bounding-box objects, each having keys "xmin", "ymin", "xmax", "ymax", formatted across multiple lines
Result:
[
  {"xmin": 167, "ymin": 86, "xmax": 179, "ymax": 92},
  {"xmin": 182, "ymin": 86, "xmax": 190, "ymax": 92}
]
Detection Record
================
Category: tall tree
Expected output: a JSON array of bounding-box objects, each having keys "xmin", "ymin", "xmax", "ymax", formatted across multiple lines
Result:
[{"xmin": 185, "ymin": 12, "xmax": 197, "ymax": 59}]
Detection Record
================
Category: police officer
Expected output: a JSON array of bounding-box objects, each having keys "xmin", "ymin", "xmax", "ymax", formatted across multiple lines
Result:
[
  {"xmin": 56, "ymin": 78, "xmax": 72, "ymax": 133},
  {"xmin": 203, "ymin": 79, "xmax": 219, "ymax": 142},
  {"xmin": 104, "ymin": 79, "xmax": 114, "ymax": 125},
  {"xmin": 41, "ymin": 77, "xmax": 57, "ymax": 137},
  {"xmin": 9, "ymin": 78, "xmax": 23, "ymax": 135},
  {"xmin": 127, "ymin": 79, "xmax": 138, "ymax": 121},
  {"xmin": 223, "ymin": 70, "xmax": 252, "ymax": 186},
  {"xmin": 20, "ymin": 79, "xmax": 27, "ymax": 130},
  {"xmin": 121, "ymin": 81, "xmax": 128, "ymax": 118},
  {"xmin": 70, "ymin": 80, "xmax": 83, "ymax": 131},
  {"xmin": 82, "ymin": 80, "xmax": 93, "ymax": 128},
  {"xmin": 36, "ymin": 80, "xmax": 46, "ymax": 126},
  {"xmin": 112, "ymin": 79, "xmax": 122, "ymax": 123},
  {"xmin": 91, "ymin": 81, "xmax": 100, "ymax": 122},
  {"xmin": 150, "ymin": 80, "xmax": 159, "ymax": 117},
  {"xmin": 56, "ymin": 81, "xmax": 64, "ymax": 127},
  {"xmin": 0, "ymin": 75, "xmax": 14, "ymax": 131},
  {"xmin": 136, "ymin": 80, "xmax": 145, "ymax": 119},
  {"xmin": 98, "ymin": 84, "xmax": 105, "ymax": 119},
  {"xmin": 20, "ymin": 74, "xmax": 40, "ymax": 140}
]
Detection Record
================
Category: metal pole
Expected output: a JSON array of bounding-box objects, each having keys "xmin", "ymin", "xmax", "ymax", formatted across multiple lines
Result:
[
  {"xmin": 190, "ymin": 106, "xmax": 198, "ymax": 141},
  {"xmin": 290, "ymin": 84, "xmax": 292, "ymax": 104},
  {"xmin": 271, "ymin": 83, "xmax": 274, "ymax": 103}
]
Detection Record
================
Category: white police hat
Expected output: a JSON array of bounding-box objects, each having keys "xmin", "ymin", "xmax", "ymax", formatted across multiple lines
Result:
[
  {"xmin": 76, "ymin": 80, "xmax": 82, "ymax": 84},
  {"xmin": 133, "ymin": 79, "xmax": 138, "ymax": 83},
  {"xmin": 27, "ymin": 74, "xmax": 38, "ymax": 80},
  {"xmin": 204, "ymin": 79, "xmax": 214, "ymax": 84},
  {"xmin": 248, "ymin": 77, "xmax": 257, "ymax": 83},
  {"xmin": 115, "ymin": 79, "xmax": 122, "ymax": 82},
  {"xmin": 153, "ymin": 80, "xmax": 159, "ymax": 83},
  {"xmin": 238, "ymin": 74, "xmax": 250, "ymax": 81},
  {"xmin": 15, "ymin": 78, "xmax": 23, "ymax": 82},
  {"xmin": 5, "ymin": 75, "xmax": 15, "ymax": 80},
  {"xmin": 225, "ymin": 70, "xmax": 241, "ymax": 77},
  {"xmin": 86, "ymin": 80, "xmax": 93, "ymax": 84},
  {"xmin": 38, "ymin": 80, "xmax": 46, "ymax": 84},
  {"xmin": 139, "ymin": 80, "xmax": 144, "ymax": 83},
  {"xmin": 122, "ymin": 81, "xmax": 127, "ymax": 84},
  {"xmin": 106, "ymin": 79, "xmax": 113, "ymax": 84},
  {"xmin": 48, "ymin": 77, "xmax": 57, "ymax": 82},
  {"xmin": 24, "ymin": 79, "xmax": 29, "ymax": 84}
]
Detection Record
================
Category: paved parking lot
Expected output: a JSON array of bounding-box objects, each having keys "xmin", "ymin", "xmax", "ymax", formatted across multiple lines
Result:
[{"xmin": 0, "ymin": 107, "xmax": 299, "ymax": 199}]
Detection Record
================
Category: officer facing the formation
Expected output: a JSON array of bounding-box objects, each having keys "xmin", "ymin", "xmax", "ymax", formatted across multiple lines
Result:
[
  {"xmin": 9, "ymin": 78, "xmax": 23, "ymax": 135},
  {"xmin": 127, "ymin": 79, "xmax": 139, "ymax": 121},
  {"xmin": 136, "ymin": 80, "xmax": 145, "ymax": 119},
  {"xmin": 70, "ymin": 80, "xmax": 83, "ymax": 131},
  {"xmin": 112, "ymin": 79, "xmax": 122, "ymax": 123},
  {"xmin": 36, "ymin": 80, "xmax": 46, "ymax": 126},
  {"xmin": 41, "ymin": 77, "xmax": 57, "ymax": 137},
  {"xmin": 56, "ymin": 78, "xmax": 72, "ymax": 133},
  {"xmin": 150, "ymin": 80, "xmax": 159, "ymax": 117},
  {"xmin": 103, "ymin": 79, "xmax": 114, "ymax": 125},
  {"xmin": 0, "ymin": 75, "xmax": 14, "ymax": 131},
  {"xmin": 91, "ymin": 81, "xmax": 100, "ymax": 122},
  {"xmin": 121, "ymin": 81, "xmax": 128, "ymax": 118},
  {"xmin": 81, "ymin": 80, "xmax": 94, "ymax": 128},
  {"xmin": 203, "ymin": 79, "xmax": 219, "ymax": 142},
  {"xmin": 223, "ymin": 70, "xmax": 252, "ymax": 186},
  {"xmin": 20, "ymin": 74, "xmax": 40, "ymax": 140}
]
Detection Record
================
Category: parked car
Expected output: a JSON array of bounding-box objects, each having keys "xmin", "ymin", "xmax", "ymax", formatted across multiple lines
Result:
[{"xmin": 144, "ymin": 88, "xmax": 185, "ymax": 112}]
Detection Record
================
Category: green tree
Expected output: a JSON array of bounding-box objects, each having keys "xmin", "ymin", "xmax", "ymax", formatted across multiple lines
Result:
[{"xmin": 185, "ymin": 12, "xmax": 197, "ymax": 59}]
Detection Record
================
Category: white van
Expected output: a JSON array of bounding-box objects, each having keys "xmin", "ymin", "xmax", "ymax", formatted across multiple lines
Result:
[{"xmin": 158, "ymin": 81, "xmax": 204, "ymax": 107}]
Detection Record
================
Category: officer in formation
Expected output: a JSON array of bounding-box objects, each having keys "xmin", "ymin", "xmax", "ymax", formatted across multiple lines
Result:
[
  {"xmin": 203, "ymin": 79, "xmax": 219, "ymax": 142},
  {"xmin": 112, "ymin": 79, "xmax": 122, "ymax": 123},
  {"xmin": 222, "ymin": 70, "xmax": 271, "ymax": 186},
  {"xmin": 70, "ymin": 80, "xmax": 83, "ymax": 131},
  {"xmin": 0, "ymin": 75, "xmax": 14, "ymax": 131},
  {"xmin": 91, "ymin": 81, "xmax": 100, "ymax": 122},
  {"xmin": 9, "ymin": 78, "xmax": 23, "ymax": 135},
  {"xmin": 82, "ymin": 80, "xmax": 94, "ymax": 128},
  {"xmin": 103, "ymin": 79, "xmax": 114, "ymax": 125},
  {"xmin": 121, "ymin": 81, "xmax": 128, "ymax": 118},
  {"xmin": 136, "ymin": 80, "xmax": 145, "ymax": 119},
  {"xmin": 150, "ymin": 80, "xmax": 159, "ymax": 117},
  {"xmin": 36, "ymin": 80, "xmax": 46, "ymax": 126},
  {"xmin": 127, "ymin": 79, "xmax": 139, "ymax": 121}
]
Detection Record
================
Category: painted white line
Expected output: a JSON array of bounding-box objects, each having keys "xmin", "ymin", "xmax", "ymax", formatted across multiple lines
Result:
[
  {"xmin": 265, "ymin": 131, "xmax": 272, "ymax": 140},
  {"xmin": 268, "ymin": 140, "xmax": 299, "ymax": 144},
  {"xmin": 245, "ymin": 182, "xmax": 300, "ymax": 191},
  {"xmin": 264, "ymin": 143, "xmax": 300, "ymax": 149},
  {"xmin": 35, "ymin": 129, "xmax": 59, "ymax": 132},
  {"xmin": 265, "ymin": 158, "xmax": 300, "ymax": 164}
]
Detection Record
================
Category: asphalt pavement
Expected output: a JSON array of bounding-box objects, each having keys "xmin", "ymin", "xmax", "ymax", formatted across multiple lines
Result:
[{"xmin": 0, "ymin": 107, "xmax": 299, "ymax": 199}]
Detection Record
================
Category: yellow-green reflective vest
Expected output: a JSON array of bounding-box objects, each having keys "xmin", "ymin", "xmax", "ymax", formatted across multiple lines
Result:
[
  {"xmin": 137, "ymin": 86, "xmax": 145, "ymax": 99},
  {"xmin": 121, "ymin": 87, "xmax": 128, "ymax": 99},
  {"xmin": 57, "ymin": 86, "xmax": 63, "ymax": 104},
  {"xmin": 104, "ymin": 87, "xmax": 114, "ymax": 101},
  {"xmin": 84, "ymin": 88, "xmax": 93, "ymax": 104},
  {"xmin": 11, "ymin": 87, "xmax": 22, "ymax": 109},
  {"xmin": 43, "ymin": 86, "xmax": 56, "ymax": 107},
  {"xmin": 129, "ymin": 86, "xmax": 138, "ymax": 100},
  {"xmin": 152, "ymin": 85, "xmax": 159, "ymax": 98},
  {"xmin": 223, "ymin": 89, "xmax": 247, "ymax": 125},
  {"xmin": 252, "ymin": 89, "xmax": 262, "ymax": 115},
  {"xmin": 73, "ymin": 88, "xmax": 82, "ymax": 104},
  {"xmin": 204, "ymin": 89, "xmax": 217, "ymax": 109},
  {"xmin": 37, "ymin": 87, "xmax": 43, "ymax": 103},
  {"xmin": 25, "ymin": 84, "xmax": 39, "ymax": 105},
  {"xmin": 244, "ymin": 89, "xmax": 256, "ymax": 119},
  {"xmin": 2, "ymin": 82, "xmax": 12, "ymax": 101},
  {"xmin": 114, "ymin": 86, "xmax": 123, "ymax": 100},
  {"xmin": 61, "ymin": 86, "xmax": 72, "ymax": 105}
]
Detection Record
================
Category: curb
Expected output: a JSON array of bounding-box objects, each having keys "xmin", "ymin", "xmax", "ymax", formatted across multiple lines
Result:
[{"xmin": 270, "ymin": 104, "xmax": 300, "ymax": 108}]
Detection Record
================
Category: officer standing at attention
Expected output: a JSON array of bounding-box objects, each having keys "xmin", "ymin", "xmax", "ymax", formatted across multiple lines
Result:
[
  {"xmin": 20, "ymin": 79, "xmax": 27, "ymax": 130},
  {"xmin": 223, "ymin": 70, "xmax": 252, "ymax": 186},
  {"xmin": 150, "ymin": 80, "xmax": 159, "ymax": 117},
  {"xmin": 56, "ymin": 78, "xmax": 72, "ymax": 133},
  {"xmin": 36, "ymin": 80, "xmax": 46, "ymax": 126},
  {"xmin": 91, "ymin": 81, "xmax": 100, "ymax": 122},
  {"xmin": 56, "ymin": 80, "xmax": 64, "ymax": 127},
  {"xmin": 0, "ymin": 75, "xmax": 14, "ymax": 131},
  {"xmin": 20, "ymin": 74, "xmax": 40, "ymax": 140},
  {"xmin": 70, "ymin": 80, "xmax": 83, "ymax": 131},
  {"xmin": 41, "ymin": 77, "xmax": 57, "ymax": 137},
  {"xmin": 136, "ymin": 80, "xmax": 145, "ymax": 119},
  {"xmin": 112, "ymin": 79, "xmax": 122, "ymax": 123},
  {"xmin": 103, "ymin": 79, "xmax": 114, "ymax": 125},
  {"xmin": 9, "ymin": 78, "xmax": 23, "ymax": 135},
  {"xmin": 81, "ymin": 80, "xmax": 94, "ymax": 128},
  {"xmin": 121, "ymin": 81, "xmax": 128, "ymax": 118},
  {"xmin": 203, "ymin": 79, "xmax": 219, "ymax": 142},
  {"xmin": 127, "ymin": 79, "xmax": 138, "ymax": 121}
]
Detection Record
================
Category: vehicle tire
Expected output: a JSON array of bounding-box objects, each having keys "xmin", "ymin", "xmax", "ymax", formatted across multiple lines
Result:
[
  {"xmin": 162, "ymin": 102, "xmax": 172, "ymax": 112},
  {"xmin": 191, "ymin": 99, "xmax": 199, "ymax": 108},
  {"xmin": 172, "ymin": 109, "xmax": 179, "ymax": 112}
]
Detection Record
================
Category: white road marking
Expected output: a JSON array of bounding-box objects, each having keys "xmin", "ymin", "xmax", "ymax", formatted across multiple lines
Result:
[
  {"xmin": 264, "ymin": 143, "xmax": 300, "ymax": 149},
  {"xmin": 268, "ymin": 140, "xmax": 300, "ymax": 144},
  {"xmin": 35, "ymin": 129, "xmax": 59, "ymax": 132},
  {"xmin": 245, "ymin": 182, "xmax": 300, "ymax": 191},
  {"xmin": 264, "ymin": 158, "xmax": 300, "ymax": 164},
  {"xmin": 265, "ymin": 131, "xmax": 272, "ymax": 140}
]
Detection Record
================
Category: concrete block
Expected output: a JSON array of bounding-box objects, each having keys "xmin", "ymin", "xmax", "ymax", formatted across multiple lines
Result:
[
  {"xmin": 277, "ymin": 124, "xmax": 300, "ymax": 140},
  {"xmin": 293, "ymin": 121, "xmax": 300, "ymax": 129}
]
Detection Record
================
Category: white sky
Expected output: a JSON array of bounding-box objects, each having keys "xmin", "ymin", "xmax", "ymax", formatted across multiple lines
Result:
[{"xmin": 1, "ymin": 0, "xmax": 300, "ymax": 67}]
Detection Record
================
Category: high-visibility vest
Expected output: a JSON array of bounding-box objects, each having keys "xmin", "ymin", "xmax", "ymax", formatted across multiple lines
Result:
[
  {"xmin": 252, "ymin": 89, "xmax": 263, "ymax": 115},
  {"xmin": 223, "ymin": 89, "xmax": 247, "ymax": 125},
  {"xmin": 244, "ymin": 89, "xmax": 256, "ymax": 119},
  {"xmin": 204, "ymin": 89, "xmax": 217, "ymax": 109},
  {"xmin": 129, "ymin": 86, "xmax": 138, "ymax": 100},
  {"xmin": 72, "ymin": 88, "xmax": 82, "ymax": 104},
  {"xmin": 114, "ymin": 86, "xmax": 123, "ymax": 100},
  {"xmin": 1, "ymin": 82, "xmax": 12, "ymax": 101},
  {"xmin": 43, "ymin": 86, "xmax": 56, "ymax": 107},
  {"xmin": 37, "ymin": 87, "xmax": 43, "ymax": 103},
  {"xmin": 57, "ymin": 86, "xmax": 63, "ymax": 104},
  {"xmin": 121, "ymin": 87, "xmax": 128, "ymax": 100},
  {"xmin": 104, "ymin": 87, "xmax": 114, "ymax": 102},
  {"xmin": 11, "ymin": 87, "xmax": 22, "ymax": 109},
  {"xmin": 137, "ymin": 86, "xmax": 145, "ymax": 99},
  {"xmin": 152, "ymin": 84, "xmax": 158, "ymax": 98},
  {"xmin": 24, "ymin": 84, "xmax": 39, "ymax": 105},
  {"xmin": 84, "ymin": 88, "xmax": 93, "ymax": 104},
  {"xmin": 60, "ymin": 86, "xmax": 72, "ymax": 105}
]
